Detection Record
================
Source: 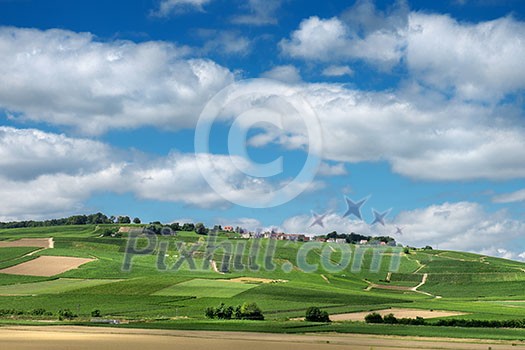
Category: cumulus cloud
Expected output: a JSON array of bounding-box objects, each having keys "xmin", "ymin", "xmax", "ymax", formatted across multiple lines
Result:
[
  {"xmin": 200, "ymin": 30, "xmax": 252, "ymax": 56},
  {"xmin": 0, "ymin": 126, "xmax": 115, "ymax": 180},
  {"xmin": 392, "ymin": 202, "xmax": 525, "ymax": 252},
  {"xmin": 260, "ymin": 65, "xmax": 302, "ymax": 84},
  {"xmin": 0, "ymin": 26, "xmax": 233, "ymax": 135},
  {"xmin": 0, "ymin": 127, "xmax": 327, "ymax": 219},
  {"xmin": 322, "ymin": 65, "xmax": 353, "ymax": 77},
  {"xmin": 282, "ymin": 201, "xmax": 525, "ymax": 260},
  {"xmin": 151, "ymin": 0, "xmax": 211, "ymax": 17},
  {"xmin": 281, "ymin": 1, "xmax": 525, "ymax": 101},
  {"xmin": 231, "ymin": 0, "xmax": 283, "ymax": 26},
  {"xmin": 407, "ymin": 13, "xmax": 525, "ymax": 101},
  {"xmin": 280, "ymin": 2, "xmax": 407, "ymax": 68},
  {"xmin": 317, "ymin": 162, "xmax": 347, "ymax": 176}
]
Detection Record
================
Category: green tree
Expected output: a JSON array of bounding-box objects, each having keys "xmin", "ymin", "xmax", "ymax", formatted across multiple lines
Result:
[
  {"xmin": 239, "ymin": 302, "xmax": 264, "ymax": 320},
  {"xmin": 195, "ymin": 222, "xmax": 208, "ymax": 235},
  {"xmin": 133, "ymin": 217, "xmax": 141, "ymax": 224},
  {"xmin": 118, "ymin": 216, "xmax": 131, "ymax": 224},
  {"xmin": 305, "ymin": 306, "xmax": 330, "ymax": 322}
]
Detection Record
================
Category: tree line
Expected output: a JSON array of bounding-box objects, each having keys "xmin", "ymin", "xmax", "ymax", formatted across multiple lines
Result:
[{"xmin": 0, "ymin": 212, "xmax": 141, "ymax": 229}]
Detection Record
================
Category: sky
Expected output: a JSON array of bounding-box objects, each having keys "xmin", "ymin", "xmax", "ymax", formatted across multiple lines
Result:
[{"xmin": 1, "ymin": 0, "xmax": 525, "ymax": 259}]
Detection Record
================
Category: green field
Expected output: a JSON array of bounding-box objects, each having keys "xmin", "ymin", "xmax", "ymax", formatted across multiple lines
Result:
[
  {"xmin": 152, "ymin": 278, "xmax": 259, "ymax": 298},
  {"xmin": 1, "ymin": 225, "xmax": 525, "ymax": 340}
]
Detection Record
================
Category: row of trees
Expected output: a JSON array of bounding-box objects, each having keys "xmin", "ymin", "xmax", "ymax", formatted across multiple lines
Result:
[
  {"xmin": 0, "ymin": 213, "xmax": 141, "ymax": 229},
  {"xmin": 323, "ymin": 231, "xmax": 396, "ymax": 245},
  {"xmin": 205, "ymin": 302, "xmax": 264, "ymax": 320},
  {"xmin": 364, "ymin": 312, "xmax": 525, "ymax": 328}
]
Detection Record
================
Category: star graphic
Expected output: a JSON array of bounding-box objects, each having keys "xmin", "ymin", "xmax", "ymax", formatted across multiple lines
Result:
[
  {"xmin": 310, "ymin": 211, "xmax": 328, "ymax": 228},
  {"xmin": 343, "ymin": 196, "xmax": 368, "ymax": 220},
  {"xmin": 394, "ymin": 226, "xmax": 404, "ymax": 235},
  {"xmin": 371, "ymin": 208, "xmax": 391, "ymax": 226}
]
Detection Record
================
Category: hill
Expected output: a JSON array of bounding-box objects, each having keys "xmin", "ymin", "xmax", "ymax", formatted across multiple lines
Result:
[{"xmin": 2, "ymin": 225, "xmax": 525, "ymax": 340}]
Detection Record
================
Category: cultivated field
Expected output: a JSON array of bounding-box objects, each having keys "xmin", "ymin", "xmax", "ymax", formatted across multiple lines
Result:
[
  {"xmin": 1, "ymin": 225, "xmax": 525, "ymax": 340},
  {"xmin": 0, "ymin": 256, "xmax": 94, "ymax": 276}
]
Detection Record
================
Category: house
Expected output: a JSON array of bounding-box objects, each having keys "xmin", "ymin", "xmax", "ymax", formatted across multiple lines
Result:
[
  {"xmin": 326, "ymin": 238, "xmax": 335, "ymax": 243},
  {"xmin": 241, "ymin": 232, "xmax": 251, "ymax": 239},
  {"xmin": 223, "ymin": 226, "xmax": 234, "ymax": 232},
  {"xmin": 335, "ymin": 238, "xmax": 346, "ymax": 244},
  {"xmin": 359, "ymin": 239, "xmax": 368, "ymax": 245}
]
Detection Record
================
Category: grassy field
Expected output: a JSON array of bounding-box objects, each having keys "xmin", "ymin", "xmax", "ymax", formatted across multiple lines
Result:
[{"xmin": 1, "ymin": 225, "xmax": 525, "ymax": 339}]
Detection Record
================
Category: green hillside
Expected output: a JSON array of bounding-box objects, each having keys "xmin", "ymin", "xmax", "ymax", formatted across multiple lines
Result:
[{"xmin": 1, "ymin": 225, "xmax": 525, "ymax": 340}]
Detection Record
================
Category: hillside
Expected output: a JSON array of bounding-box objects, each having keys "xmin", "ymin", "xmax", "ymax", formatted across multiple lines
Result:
[{"xmin": 1, "ymin": 225, "xmax": 525, "ymax": 339}]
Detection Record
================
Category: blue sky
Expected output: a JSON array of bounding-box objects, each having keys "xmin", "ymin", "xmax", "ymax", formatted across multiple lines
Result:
[{"xmin": 1, "ymin": 0, "xmax": 525, "ymax": 259}]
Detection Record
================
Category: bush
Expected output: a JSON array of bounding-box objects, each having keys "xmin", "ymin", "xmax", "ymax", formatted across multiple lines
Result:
[
  {"xmin": 305, "ymin": 306, "xmax": 330, "ymax": 322},
  {"xmin": 91, "ymin": 309, "xmax": 101, "ymax": 317},
  {"xmin": 364, "ymin": 312, "xmax": 384, "ymax": 323},
  {"xmin": 58, "ymin": 309, "xmax": 77, "ymax": 320},
  {"xmin": 240, "ymin": 302, "xmax": 264, "ymax": 320},
  {"xmin": 383, "ymin": 313, "xmax": 398, "ymax": 324}
]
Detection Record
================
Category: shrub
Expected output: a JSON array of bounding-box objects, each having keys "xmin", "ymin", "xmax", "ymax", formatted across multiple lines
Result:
[
  {"xmin": 240, "ymin": 302, "xmax": 264, "ymax": 320},
  {"xmin": 91, "ymin": 309, "xmax": 101, "ymax": 317},
  {"xmin": 58, "ymin": 309, "xmax": 77, "ymax": 320},
  {"xmin": 365, "ymin": 312, "xmax": 384, "ymax": 323},
  {"xmin": 305, "ymin": 306, "xmax": 330, "ymax": 322},
  {"xmin": 383, "ymin": 313, "xmax": 398, "ymax": 324}
]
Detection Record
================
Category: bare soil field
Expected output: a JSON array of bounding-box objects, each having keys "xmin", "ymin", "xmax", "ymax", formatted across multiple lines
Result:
[
  {"xmin": 0, "ymin": 256, "xmax": 94, "ymax": 277},
  {"xmin": 328, "ymin": 308, "xmax": 467, "ymax": 322},
  {"xmin": 0, "ymin": 238, "xmax": 53, "ymax": 249},
  {"xmin": 0, "ymin": 326, "xmax": 523, "ymax": 350}
]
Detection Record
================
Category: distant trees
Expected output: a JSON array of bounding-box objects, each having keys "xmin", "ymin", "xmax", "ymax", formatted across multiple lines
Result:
[
  {"xmin": 117, "ymin": 216, "xmax": 131, "ymax": 224},
  {"xmin": 195, "ymin": 222, "xmax": 209, "ymax": 235},
  {"xmin": 305, "ymin": 306, "xmax": 330, "ymax": 322},
  {"xmin": 0, "ymin": 212, "xmax": 115, "ymax": 229},
  {"xmin": 205, "ymin": 302, "xmax": 264, "ymax": 320},
  {"xmin": 133, "ymin": 217, "xmax": 141, "ymax": 224},
  {"xmin": 182, "ymin": 223, "xmax": 195, "ymax": 231}
]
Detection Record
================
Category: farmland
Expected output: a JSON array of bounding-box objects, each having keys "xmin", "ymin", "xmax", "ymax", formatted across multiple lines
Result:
[{"xmin": 1, "ymin": 225, "xmax": 525, "ymax": 341}]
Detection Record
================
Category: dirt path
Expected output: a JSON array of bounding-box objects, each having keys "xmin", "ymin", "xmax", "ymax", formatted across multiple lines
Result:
[
  {"xmin": 210, "ymin": 260, "xmax": 225, "ymax": 274},
  {"xmin": 0, "ymin": 326, "xmax": 522, "ymax": 350}
]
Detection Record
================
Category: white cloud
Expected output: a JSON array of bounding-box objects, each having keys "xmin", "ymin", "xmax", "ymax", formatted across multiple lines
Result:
[
  {"xmin": 392, "ymin": 202, "xmax": 525, "ymax": 252},
  {"xmin": 200, "ymin": 30, "xmax": 252, "ymax": 55},
  {"xmin": 151, "ymin": 0, "xmax": 211, "ymax": 17},
  {"xmin": 231, "ymin": 0, "xmax": 283, "ymax": 26},
  {"xmin": 282, "ymin": 201, "xmax": 525, "ymax": 260},
  {"xmin": 260, "ymin": 65, "xmax": 302, "ymax": 84},
  {"xmin": 0, "ymin": 126, "xmax": 115, "ymax": 180},
  {"xmin": 0, "ymin": 165, "xmax": 124, "ymax": 221},
  {"xmin": 281, "ymin": 3, "xmax": 525, "ymax": 101},
  {"xmin": 322, "ymin": 65, "xmax": 353, "ymax": 77},
  {"xmin": 280, "ymin": 12, "xmax": 406, "ymax": 67},
  {"xmin": 492, "ymin": 189, "xmax": 525, "ymax": 204},
  {"xmin": 0, "ymin": 27, "xmax": 233, "ymax": 135},
  {"xmin": 317, "ymin": 162, "xmax": 347, "ymax": 176},
  {"xmin": 407, "ymin": 13, "xmax": 525, "ymax": 101},
  {"xmin": 241, "ymin": 81, "xmax": 525, "ymax": 181}
]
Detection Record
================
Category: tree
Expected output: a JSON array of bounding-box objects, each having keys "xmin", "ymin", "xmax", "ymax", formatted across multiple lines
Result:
[
  {"xmin": 364, "ymin": 312, "xmax": 384, "ymax": 323},
  {"xmin": 195, "ymin": 222, "xmax": 208, "ymax": 235},
  {"xmin": 133, "ymin": 217, "xmax": 141, "ymax": 224},
  {"xmin": 305, "ymin": 306, "xmax": 330, "ymax": 322},
  {"xmin": 239, "ymin": 302, "xmax": 264, "ymax": 320},
  {"xmin": 118, "ymin": 216, "xmax": 131, "ymax": 224},
  {"xmin": 182, "ymin": 223, "xmax": 195, "ymax": 231}
]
